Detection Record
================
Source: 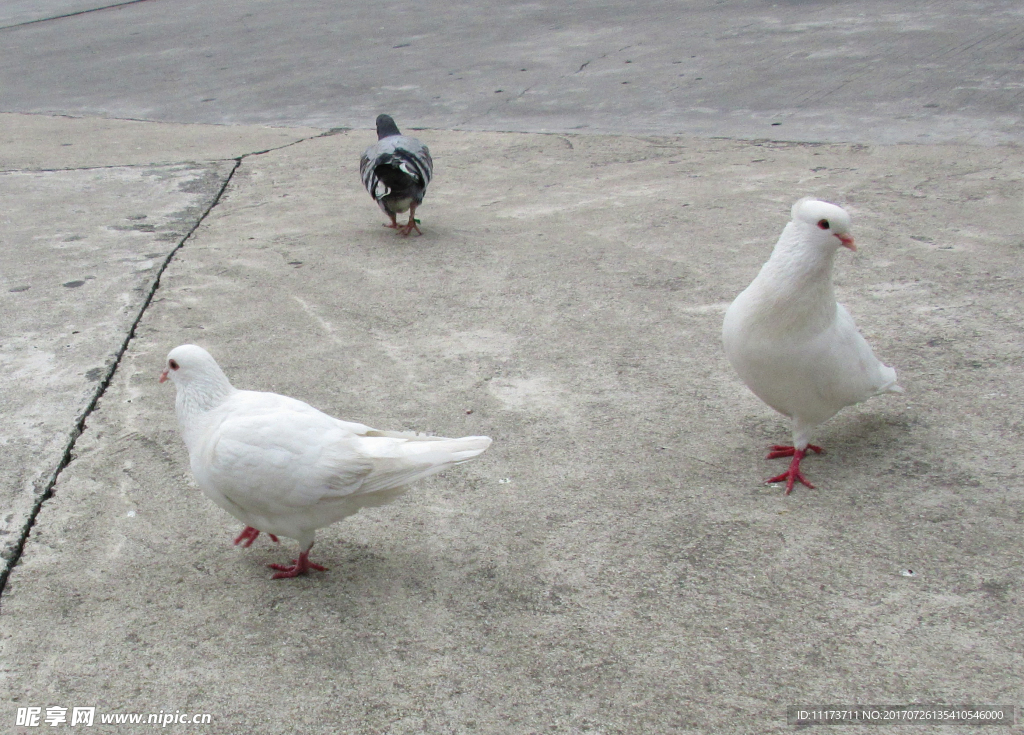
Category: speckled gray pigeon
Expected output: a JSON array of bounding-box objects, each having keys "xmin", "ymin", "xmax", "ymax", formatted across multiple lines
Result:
[{"xmin": 360, "ymin": 114, "xmax": 433, "ymax": 236}]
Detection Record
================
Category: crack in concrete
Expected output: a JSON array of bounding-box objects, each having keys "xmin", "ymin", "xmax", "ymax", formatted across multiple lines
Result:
[
  {"xmin": 507, "ymin": 87, "xmax": 533, "ymax": 104},
  {"xmin": 0, "ymin": 126, "xmax": 348, "ymax": 173},
  {"xmin": 0, "ymin": 0, "xmax": 153, "ymax": 32},
  {"xmin": 0, "ymin": 125, "xmax": 349, "ymax": 601},
  {"xmin": 0, "ymin": 162, "xmax": 217, "ymax": 174},
  {"xmin": 0, "ymin": 155, "xmax": 240, "ymax": 603},
  {"xmin": 575, "ymin": 45, "xmax": 634, "ymax": 74},
  {"xmin": 245, "ymin": 126, "xmax": 349, "ymax": 158}
]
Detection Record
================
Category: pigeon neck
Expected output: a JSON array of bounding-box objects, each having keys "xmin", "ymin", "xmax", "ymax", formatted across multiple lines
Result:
[
  {"xmin": 376, "ymin": 121, "xmax": 401, "ymax": 139},
  {"xmin": 756, "ymin": 224, "xmax": 839, "ymax": 326},
  {"xmin": 175, "ymin": 372, "xmax": 235, "ymax": 435}
]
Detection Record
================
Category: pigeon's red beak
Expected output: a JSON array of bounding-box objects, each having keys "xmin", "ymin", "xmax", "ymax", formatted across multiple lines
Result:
[
  {"xmin": 158, "ymin": 368, "xmax": 169, "ymax": 383},
  {"xmin": 836, "ymin": 233, "xmax": 856, "ymax": 251}
]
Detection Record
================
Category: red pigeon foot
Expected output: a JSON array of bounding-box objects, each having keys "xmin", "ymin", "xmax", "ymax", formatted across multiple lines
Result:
[
  {"xmin": 233, "ymin": 526, "xmax": 279, "ymax": 547},
  {"xmin": 399, "ymin": 218, "xmax": 422, "ymax": 236},
  {"xmin": 269, "ymin": 550, "xmax": 328, "ymax": 580},
  {"xmin": 766, "ymin": 448, "xmax": 816, "ymax": 494}
]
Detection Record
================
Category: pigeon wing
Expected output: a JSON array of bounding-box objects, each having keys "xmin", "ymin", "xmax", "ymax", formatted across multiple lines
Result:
[
  {"xmin": 360, "ymin": 136, "xmax": 433, "ymax": 202},
  {"xmin": 196, "ymin": 409, "xmax": 375, "ymax": 518},
  {"xmin": 815, "ymin": 304, "xmax": 901, "ymax": 404},
  {"xmin": 196, "ymin": 399, "xmax": 488, "ymax": 514}
]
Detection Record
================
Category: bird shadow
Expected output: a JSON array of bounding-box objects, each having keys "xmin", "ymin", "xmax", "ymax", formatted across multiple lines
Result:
[
  {"xmin": 359, "ymin": 222, "xmax": 440, "ymax": 245},
  {"xmin": 739, "ymin": 407, "xmax": 944, "ymax": 494},
  {"xmin": 820, "ymin": 410, "xmax": 917, "ymax": 458},
  {"xmin": 244, "ymin": 537, "xmax": 389, "ymax": 589},
  {"xmin": 742, "ymin": 408, "xmax": 916, "ymax": 458}
]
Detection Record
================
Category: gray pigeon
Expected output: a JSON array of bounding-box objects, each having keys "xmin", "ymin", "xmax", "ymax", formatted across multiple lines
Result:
[{"xmin": 360, "ymin": 114, "xmax": 433, "ymax": 236}]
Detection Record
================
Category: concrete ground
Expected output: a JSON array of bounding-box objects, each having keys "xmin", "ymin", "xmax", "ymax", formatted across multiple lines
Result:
[{"xmin": 0, "ymin": 1, "xmax": 1022, "ymax": 733}]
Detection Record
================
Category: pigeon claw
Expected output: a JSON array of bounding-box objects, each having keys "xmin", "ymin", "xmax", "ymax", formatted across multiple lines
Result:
[
  {"xmin": 233, "ymin": 526, "xmax": 279, "ymax": 547},
  {"xmin": 382, "ymin": 211, "xmax": 421, "ymax": 236},
  {"xmin": 268, "ymin": 550, "xmax": 328, "ymax": 580},
  {"xmin": 765, "ymin": 448, "xmax": 817, "ymax": 494},
  {"xmin": 399, "ymin": 219, "xmax": 422, "ymax": 236}
]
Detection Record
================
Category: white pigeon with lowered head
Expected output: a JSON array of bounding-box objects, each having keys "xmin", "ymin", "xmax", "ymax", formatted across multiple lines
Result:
[
  {"xmin": 722, "ymin": 198, "xmax": 902, "ymax": 493},
  {"xmin": 160, "ymin": 344, "xmax": 491, "ymax": 578},
  {"xmin": 360, "ymin": 114, "xmax": 433, "ymax": 236}
]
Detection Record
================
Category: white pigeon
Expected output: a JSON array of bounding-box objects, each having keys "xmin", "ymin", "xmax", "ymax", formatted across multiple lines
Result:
[
  {"xmin": 722, "ymin": 198, "xmax": 902, "ymax": 493},
  {"xmin": 360, "ymin": 114, "xmax": 433, "ymax": 236},
  {"xmin": 159, "ymin": 344, "xmax": 491, "ymax": 578}
]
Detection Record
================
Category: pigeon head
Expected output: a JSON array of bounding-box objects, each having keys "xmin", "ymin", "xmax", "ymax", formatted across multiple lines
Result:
[
  {"xmin": 790, "ymin": 198, "xmax": 856, "ymax": 252},
  {"xmin": 375, "ymin": 114, "xmax": 402, "ymax": 140},
  {"xmin": 159, "ymin": 344, "xmax": 232, "ymax": 392}
]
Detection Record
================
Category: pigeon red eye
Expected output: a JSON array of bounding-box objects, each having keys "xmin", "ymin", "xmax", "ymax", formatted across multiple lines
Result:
[
  {"xmin": 169, "ymin": 359, "xmax": 180, "ymax": 370},
  {"xmin": 817, "ymin": 219, "xmax": 830, "ymax": 230}
]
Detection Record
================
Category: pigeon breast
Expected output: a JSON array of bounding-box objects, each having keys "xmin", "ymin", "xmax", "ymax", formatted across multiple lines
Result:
[{"xmin": 722, "ymin": 201, "xmax": 900, "ymax": 432}]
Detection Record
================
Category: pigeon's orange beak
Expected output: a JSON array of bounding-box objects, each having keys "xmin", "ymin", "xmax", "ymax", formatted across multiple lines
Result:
[
  {"xmin": 158, "ymin": 368, "xmax": 169, "ymax": 383},
  {"xmin": 836, "ymin": 233, "xmax": 856, "ymax": 251}
]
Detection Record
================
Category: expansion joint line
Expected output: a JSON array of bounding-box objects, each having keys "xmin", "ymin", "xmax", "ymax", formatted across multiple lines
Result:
[
  {"xmin": 0, "ymin": 0, "xmax": 155, "ymax": 31},
  {"xmin": 0, "ymin": 158, "xmax": 242, "ymax": 603}
]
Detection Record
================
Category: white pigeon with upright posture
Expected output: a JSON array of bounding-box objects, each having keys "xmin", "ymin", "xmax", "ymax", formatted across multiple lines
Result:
[
  {"xmin": 160, "ymin": 345, "xmax": 491, "ymax": 578},
  {"xmin": 722, "ymin": 198, "xmax": 902, "ymax": 493},
  {"xmin": 360, "ymin": 114, "xmax": 433, "ymax": 236}
]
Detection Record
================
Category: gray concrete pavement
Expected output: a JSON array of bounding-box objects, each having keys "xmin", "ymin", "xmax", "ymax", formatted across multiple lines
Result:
[
  {"xmin": 0, "ymin": 116, "xmax": 324, "ymax": 579},
  {"xmin": 1, "ymin": 119, "xmax": 1022, "ymax": 733},
  {"xmin": 1, "ymin": 0, "xmax": 1023, "ymax": 144},
  {"xmin": 0, "ymin": 0, "xmax": 1023, "ymax": 732},
  {"xmin": 0, "ymin": 113, "xmax": 324, "ymax": 169},
  {"xmin": 0, "ymin": 157, "xmax": 231, "ymax": 574},
  {"xmin": 0, "ymin": 0, "xmax": 135, "ymax": 29}
]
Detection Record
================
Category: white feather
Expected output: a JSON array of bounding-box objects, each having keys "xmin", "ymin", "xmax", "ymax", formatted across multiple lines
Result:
[
  {"xmin": 722, "ymin": 199, "xmax": 901, "ymax": 451},
  {"xmin": 163, "ymin": 345, "xmax": 491, "ymax": 553}
]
